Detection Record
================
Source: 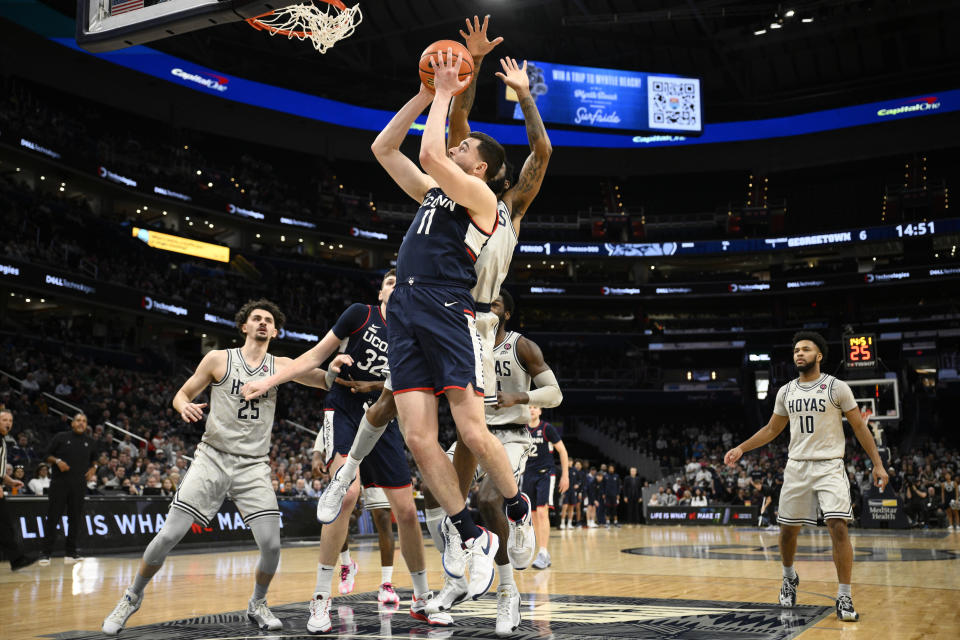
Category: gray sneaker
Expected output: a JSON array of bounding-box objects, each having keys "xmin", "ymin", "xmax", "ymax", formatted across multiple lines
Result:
[
  {"xmin": 531, "ymin": 550, "xmax": 551, "ymax": 570},
  {"xmin": 102, "ymin": 589, "xmax": 142, "ymax": 636},
  {"xmin": 316, "ymin": 466, "xmax": 350, "ymax": 524},
  {"xmin": 779, "ymin": 573, "xmax": 799, "ymax": 607},
  {"xmin": 425, "ymin": 574, "xmax": 469, "ymax": 614},
  {"xmin": 495, "ymin": 584, "xmax": 521, "ymax": 636},
  {"xmin": 506, "ymin": 493, "xmax": 536, "ymax": 570},
  {"xmin": 247, "ymin": 598, "xmax": 282, "ymax": 630}
]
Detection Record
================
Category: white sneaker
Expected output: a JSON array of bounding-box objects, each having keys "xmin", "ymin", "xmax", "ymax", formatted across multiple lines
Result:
[
  {"xmin": 316, "ymin": 467, "xmax": 351, "ymax": 524},
  {"xmin": 247, "ymin": 598, "xmax": 282, "ymax": 630},
  {"xmin": 410, "ymin": 591, "xmax": 453, "ymax": 626},
  {"xmin": 465, "ymin": 528, "xmax": 499, "ymax": 600},
  {"xmin": 559, "ymin": 521, "xmax": 567, "ymax": 530},
  {"xmin": 102, "ymin": 589, "xmax": 142, "ymax": 636},
  {"xmin": 425, "ymin": 574, "xmax": 469, "ymax": 614},
  {"xmin": 440, "ymin": 517, "xmax": 467, "ymax": 579},
  {"xmin": 307, "ymin": 592, "xmax": 332, "ymax": 634},
  {"xmin": 38, "ymin": 555, "xmax": 50, "ymax": 567},
  {"xmin": 378, "ymin": 582, "xmax": 400, "ymax": 604},
  {"xmin": 531, "ymin": 549, "xmax": 551, "ymax": 570},
  {"xmin": 338, "ymin": 560, "xmax": 358, "ymax": 594},
  {"xmin": 506, "ymin": 493, "xmax": 536, "ymax": 570},
  {"xmin": 64, "ymin": 555, "xmax": 82, "ymax": 565},
  {"xmin": 495, "ymin": 584, "xmax": 521, "ymax": 636}
]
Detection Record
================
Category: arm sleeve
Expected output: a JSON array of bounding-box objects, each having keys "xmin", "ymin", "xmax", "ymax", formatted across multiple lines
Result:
[
  {"xmin": 832, "ymin": 380, "xmax": 859, "ymax": 412},
  {"xmin": 525, "ymin": 370, "xmax": 563, "ymax": 409},
  {"xmin": 312, "ymin": 430, "xmax": 325, "ymax": 455},
  {"xmin": 545, "ymin": 423, "xmax": 561, "ymax": 444},
  {"xmin": 330, "ymin": 303, "xmax": 371, "ymax": 340},
  {"xmin": 772, "ymin": 384, "xmax": 789, "ymax": 416}
]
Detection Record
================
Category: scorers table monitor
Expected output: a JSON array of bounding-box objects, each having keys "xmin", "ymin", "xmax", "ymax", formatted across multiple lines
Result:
[{"xmin": 844, "ymin": 333, "xmax": 877, "ymax": 369}]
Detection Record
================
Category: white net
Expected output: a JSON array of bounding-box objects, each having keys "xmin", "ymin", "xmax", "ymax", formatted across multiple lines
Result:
[{"xmin": 248, "ymin": 1, "xmax": 362, "ymax": 54}]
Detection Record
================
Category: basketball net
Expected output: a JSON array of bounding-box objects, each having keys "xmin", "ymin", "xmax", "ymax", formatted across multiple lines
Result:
[{"xmin": 247, "ymin": 0, "xmax": 362, "ymax": 54}]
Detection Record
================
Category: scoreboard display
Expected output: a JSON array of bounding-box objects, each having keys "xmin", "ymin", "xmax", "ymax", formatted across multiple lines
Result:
[{"xmin": 844, "ymin": 334, "xmax": 877, "ymax": 368}]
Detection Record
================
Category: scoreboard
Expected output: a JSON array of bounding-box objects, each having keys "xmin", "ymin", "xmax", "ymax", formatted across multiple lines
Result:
[{"xmin": 844, "ymin": 334, "xmax": 877, "ymax": 368}]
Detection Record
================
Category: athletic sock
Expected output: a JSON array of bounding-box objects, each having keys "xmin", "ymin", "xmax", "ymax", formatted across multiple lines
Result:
[
  {"xmin": 340, "ymin": 550, "xmax": 351, "ymax": 566},
  {"xmin": 315, "ymin": 563, "xmax": 336, "ymax": 595},
  {"xmin": 349, "ymin": 415, "xmax": 387, "ymax": 460},
  {"xmin": 782, "ymin": 565, "xmax": 797, "ymax": 580},
  {"xmin": 497, "ymin": 563, "xmax": 514, "ymax": 588},
  {"xmin": 538, "ymin": 546, "xmax": 548, "ymax": 556},
  {"xmin": 425, "ymin": 507, "xmax": 447, "ymax": 553},
  {"xmin": 837, "ymin": 583, "xmax": 851, "ymax": 598},
  {"xmin": 252, "ymin": 581, "xmax": 268, "ymax": 601},
  {"xmin": 504, "ymin": 491, "xmax": 528, "ymax": 522},
  {"xmin": 410, "ymin": 569, "xmax": 429, "ymax": 599},
  {"xmin": 339, "ymin": 456, "xmax": 361, "ymax": 484},
  {"xmin": 449, "ymin": 507, "xmax": 482, "ymax": 543},
  {"xmin": 130, "ymin": 572, "xmax": 151, "ymax": 598},
  {"xmin": 381, "ymin": 566, "xmax": 394, "ymax": 584}
]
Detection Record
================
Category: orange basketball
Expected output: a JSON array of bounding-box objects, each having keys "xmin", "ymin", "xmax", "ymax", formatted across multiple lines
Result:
[{"xmin": 419, "ymin": 39, "xmax": 474, "ymax": 95}]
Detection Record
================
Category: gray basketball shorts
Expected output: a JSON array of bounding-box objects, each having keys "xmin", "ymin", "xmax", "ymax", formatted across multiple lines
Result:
[
  {"xmin": 363, "ymin": 486, "xmax": 391, "ymax": 511},
  {"xmin": 446, "ymin": 427, "xmax": 533, "ymax": 484},
  {"xmin": 171, "ymin": 442, "xmax": 280, "ymax": 526},
  {"xmin": 778, "ymin": 458, "xmax": 853, "ymax": 526}
]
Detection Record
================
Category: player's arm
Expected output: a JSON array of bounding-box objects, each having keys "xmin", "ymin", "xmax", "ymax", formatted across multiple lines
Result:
[
  {"xmin": 447, "ymin": 15, "xmax": 503, "ymax": 147},
  {"xmin": 371, "ymin": 86, "xmax": 437, "ymax": 203},
  {"xmin": 172, "ymin": 349, "xmax": 224, "ymax": 422},
  {"xmin": 242, "ymin": 331, "xmax": 343, "ymax": 400},
  {"xmin": 496, "ymin": 336, "xmax": 562, "ymax": 409},
  {"xmin": 274, "ymin": 355, "xmax": 352, "ymax": 390},
  {"xmin": 419, "ymin": 51, "xmax": 497, "ymax": 219},
  {"xmin": 844, "ymin": 407, "xmax": 889, "ymax": 489},
  {"xmin": 497, "ymin": 57, "xmax": 552, "ymax": 229},
  {"xmin": 554, "ymin": 438, "xmax": 570, "ymax": 494},
  {"xmin": 724, "ymin": 413, "xmax": 790, "ymax": 467}
]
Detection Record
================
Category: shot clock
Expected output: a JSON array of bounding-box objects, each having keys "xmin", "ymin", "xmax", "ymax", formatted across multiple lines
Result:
[{"xmin": 844, "ymin": 333, "xmax": 877, "ymax": 368}]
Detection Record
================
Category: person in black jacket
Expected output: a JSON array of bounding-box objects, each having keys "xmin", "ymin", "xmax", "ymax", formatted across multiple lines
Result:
[
  {"xmin": 39, "ymin": 413, "xmax": 98, "ymax": 565},
  {"xmin": 623, "ymin": 467, "xmax": 643, "ymax": 525},
  {"xmin": 0, "ymin": 409, "xmax": 37, "ymax": 570},
  {"xmin": 603, "ymin": 465, "xmax": 621, "ymax": 527}
]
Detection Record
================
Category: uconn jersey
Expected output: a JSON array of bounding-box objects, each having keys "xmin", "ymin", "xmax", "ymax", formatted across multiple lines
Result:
[
  {"xmin": 486, "ymin": 331, "xmax": 532, "ymax": 426},
  {"xmin": 203, "ymin": 349, "xmax": 277, "ymax": 458},
  {"xmin": 773, "ymin": 373, "xmax": 858, "ymax": 460},
  {"xmin": 396, "ymin": 187, "xmax": 493, "ymax": 288},
  {"xmin": 326, "ymin": 303, "xmax": 390, "ymax": 406}
]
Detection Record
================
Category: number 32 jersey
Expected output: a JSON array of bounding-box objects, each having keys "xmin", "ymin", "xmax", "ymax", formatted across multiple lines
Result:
[
  {"xmin": 326, "ymin": 303, "xmax": 390, "ymax": 407},
  {"xmin": 773, "ymin": 373, "xmax": 858, "ymax": 461},
  {"xmin": 203, "ymin": 348, "xmax": 278, "ymax": 458}
]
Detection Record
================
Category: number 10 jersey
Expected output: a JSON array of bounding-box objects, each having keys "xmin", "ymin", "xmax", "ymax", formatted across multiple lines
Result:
[
  {"xmin": 202, "ymin": 348, "xmax": 278, "ymax": 458},
  {"xmin": 773, "ymin": 373, "xmax": 858, "ymax": 461}
]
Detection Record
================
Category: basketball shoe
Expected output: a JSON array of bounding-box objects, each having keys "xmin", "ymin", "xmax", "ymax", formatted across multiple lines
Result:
[
  {"xmin": 465, "ymin": 528, "xmax": 499, "ymax": 600},
  {"xmin": 779, "ymin": 573, "xmax": 799, "ymax": 607},
  {"xmin": 440, "ymin": 517, "xmax": 467, "ymax": 579},
  {"xmin": 495, "ymin": 584, "xmax": 521, "ymax": 636},
  {"xmin": 410, "ymin": 591, "xmax": 453, "ymax": 625},
  {"xmin": 102, "ymin": 589, "xmax": 142, "ymax": 635},
  {"xmin": 836, "ymin": 595, "xmax": 860, "ymax": 621},
  {"xmin": 378, "ymin": 582, "xmax": 400, "ymax": 604},
  {"xmin": 531, "ymin": 549, "xmax": 551, "ymax": 570},
  {"xmin": 338, "ymin": 559, "xmax": 358, "ymax": 594},
  {"xmin": 307, "ymin": 592, "xmax": 332, "ymax": 633},
  {"xmin": 506, "ymin": 493, "xmax": 536, "ymax": 569},
  {"xmin": 425, "ymin": 574, "xmax": 469, "ymax": 614},
  {"xmin": 317, "ymin": 467, "xmax": 350, "ymax": 524},
  {"xmin": 247, "ymin": 598, "xmax": 282, "ymax": 630}
]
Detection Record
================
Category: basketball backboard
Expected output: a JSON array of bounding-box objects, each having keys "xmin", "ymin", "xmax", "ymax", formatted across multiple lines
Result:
[{"xmin": 845, "ymin": 377, "xmax": 900, "ymax": 422}]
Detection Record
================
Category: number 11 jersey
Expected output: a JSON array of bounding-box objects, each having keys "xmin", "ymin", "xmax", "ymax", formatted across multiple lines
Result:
[{"xmin": 773, "ymin": 373, "xmax": 858, "ymax": 461}]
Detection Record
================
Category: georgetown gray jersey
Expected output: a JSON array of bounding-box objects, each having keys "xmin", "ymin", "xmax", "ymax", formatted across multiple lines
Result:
[
  {"xmin": 202, "ymin": 349, "xmax": 278, "ymax": 458},
  {"xmin": 471, "ymin": 201, "xmax": 516, "ymax": 305},
  {"xmin": 773, "ymin": 373, "xmax": 858, "ymax": 461},
  {"xmin": 486, "ymin": 331, "xmax": 533, "ymax": 426}
]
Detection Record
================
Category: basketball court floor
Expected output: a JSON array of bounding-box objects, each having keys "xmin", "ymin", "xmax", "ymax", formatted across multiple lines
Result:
[{"xmin": 2, "ymin": 525, "xmax": 957, "ymax": 639}]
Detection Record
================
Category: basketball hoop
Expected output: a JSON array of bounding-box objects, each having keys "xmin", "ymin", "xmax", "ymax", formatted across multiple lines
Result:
[{"xmin": 246, "ymin": 0, "xmax": 362, "ymax": 54}]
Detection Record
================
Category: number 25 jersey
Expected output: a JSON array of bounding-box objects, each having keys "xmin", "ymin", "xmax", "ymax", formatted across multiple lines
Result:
[
  {"xmin": 326, "ymin": 303, "xmax": 390, "ymax": 407},
  {"xmin": 203, "ymin": 348, "xmax": 278, "ymax": 458},
  {"xmin": 396, "ymin": 187, "xmax": 494, "ymax": 289},
  {"xmin": 773, "ymin": 373, "xmax": 858, "ymax": 461}
]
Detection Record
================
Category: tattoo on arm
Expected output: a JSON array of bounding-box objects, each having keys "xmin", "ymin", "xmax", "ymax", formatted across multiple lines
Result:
[
  {"xmin": 456, "ymin": 57, "xmax": 484, "ymax": 115},
  {"xmin": 507, "ymin": 94, "xmax": 551, "ymax": 216}
]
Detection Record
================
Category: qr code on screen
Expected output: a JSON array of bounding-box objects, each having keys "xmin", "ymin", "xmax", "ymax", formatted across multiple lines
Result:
[{"xmin": 647, "ymin": 76, "xmax": 701, "ymax": 132}]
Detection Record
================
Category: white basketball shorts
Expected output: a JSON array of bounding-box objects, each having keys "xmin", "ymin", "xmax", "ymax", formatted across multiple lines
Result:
[
  {"xmin": 475, "ymin": 311, "xmax": 499, "ymax": 406},
  {"xmin": 778, "ymin": 458, "xmax": 853, "ymax": 526},
  {"xmin": 446, "ymin": 427, "xmax": 533, "ymax": 484},
  {"xmin": 363, "ymin": 486, "xmax": 391, "ymax": 511}
]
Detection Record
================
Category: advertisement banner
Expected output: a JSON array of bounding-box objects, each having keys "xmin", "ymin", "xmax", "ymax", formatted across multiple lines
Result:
[
  {"xmin": 860, "ymin": 487, "xmax": 909, "ymax": 529},
  {"xmin": 647, "ymin": 505, "xmax": 759, "ymax": 526}
]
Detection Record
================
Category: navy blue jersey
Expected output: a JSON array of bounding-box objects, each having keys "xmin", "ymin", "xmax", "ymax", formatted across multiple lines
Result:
[
  {"xmin": 525, "ymin": 420, "xmax": 561, "ymax": 473},
  {"xmin": 603, "ymin": 472, "xmax": 621, "ymax": 497},
  {"xmin": 396, "ymin": 187, "xmax": 493, "ymax": 289},
  {"xmin": 326, "ymin": 303, "xmax": 389, "ymax": 407}
]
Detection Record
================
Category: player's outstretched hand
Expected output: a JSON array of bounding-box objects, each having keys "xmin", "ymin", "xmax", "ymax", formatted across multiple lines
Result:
[
  {"xmin": 494, "ymin": 391, "xmax": 525, "ymax": 409},
  {"xmin": 241, "ymin": 381, "xmax": 268, "ymax": 401},
  {"xmin": 495, "ymin": 57, "xmax": 530, "ymax": 95},
  {"xmin": 873, "ymin": 464, "xmax": 890, "ymax": 491},
  {"xmin": 723, "ymin": 446, "xmax": 743, "ymax": 467},
  {"xmin": 329, "ymin": 353, "xmax": 354, "ymax": 373},
  {"xmin": 337, "ymin": 379, "xmax": 382, "ymax": 395},
  {"xmin": 431, "ymin": 48, "xmax": 470, "ymax": 96},
  {"xmin": 180, "ymin": 402, "xmax": 207, "ymax": 423},
  {"xmin": 459, "ymin": 14, "xmax": 503, "ymax": 59}
]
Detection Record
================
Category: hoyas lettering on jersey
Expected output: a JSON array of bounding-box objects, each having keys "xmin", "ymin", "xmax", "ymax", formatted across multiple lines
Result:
[
  {"xmin": 230, "ymin": 377, "xmax": 269, "ymax": 399},
  {"xmin": 494, "ymin": 359, "xmax": 512, "ymax": 382},
  {"xmin": 787, "ymin": 398, "xmax": 827, "ymax": 413}
]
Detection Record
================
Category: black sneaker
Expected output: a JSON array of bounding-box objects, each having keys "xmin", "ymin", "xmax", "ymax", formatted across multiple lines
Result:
[
  {"xmin": 11, "ymin": 555, "xmax": 38, "ymax": 571},
  {"xmin": 836, "ymin": 595, "xmax": 859, "ymax": 621},
  {"xmin": 779, "ymin": 573, "xmax": 799, "ymax": 607}
]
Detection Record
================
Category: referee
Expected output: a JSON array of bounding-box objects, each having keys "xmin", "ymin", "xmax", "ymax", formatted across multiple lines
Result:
[
  {"xmin": 39, "ymin": 412, "xmax": 98, "ymax": 566},
  {"xmin": 1, "ymin": 409, "xmax": 37, "ymax": 570}
]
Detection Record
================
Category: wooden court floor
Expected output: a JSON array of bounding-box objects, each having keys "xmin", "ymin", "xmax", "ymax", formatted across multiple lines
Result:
[{"xmin": 2, "ymin": 525, "xmax": 958, "ymax": 639}]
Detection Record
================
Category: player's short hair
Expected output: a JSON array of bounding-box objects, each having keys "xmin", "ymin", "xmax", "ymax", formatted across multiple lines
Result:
[
  {"xmin": 487, "ymin": 159, "xmax": 515, "ymax": 198},
  {"xmin": 499, "ymin": 289, "xmax": 515, "ymax": 316},
  {"xmin": 469, "ymin": 132, "xmax": 505, "ymax": 181},
  {"xmin": 791, "ymin": 330, "xmax": 828, "ymax": 361},
  {"xmin": 235, "ymin": 299, "xmax": 286, "ymax": 334},
  {"xmin": 381, "ymin": 268, "xmax": 397, "ymax": 287}
]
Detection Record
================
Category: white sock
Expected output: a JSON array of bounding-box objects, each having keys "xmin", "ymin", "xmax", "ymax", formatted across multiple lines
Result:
[
  {"xmin": 538, "ymin": 547, "xmax": 548, "ymax": 556},
  {"xmin": 315, "ymin": 563, "xmax": 335, "ymax": 595},
  {"xmin": 410, "ymin": 569, "xmax": 429, "ymax": 599},
  {"xmin": 381, "ymin": 565, "xmax": 394, "ymax": 584},
  {"xmin": 782, "ymin": 565, "xmax": 797, "ymax": 580},
  {"xmin": 340, "ymin": 550, "xmax": 351, "ymax": 566},
  {"xmin": 425, "ymin": 507, "xmax": 446, "ymax": 553},
  {"xmin": 838, "ymin": 583, "xmax": 851, "ymax": 597},
  {"xmin": 339, "ymin": 456, "xmax": 361, "ymax": 484},
  {"xmin": 497, "ymin": 563, "xmax": 514, "ymax": 587},
  {"xmin": 349, "ymin": 415, "xmax": 387, "ymax": 460}
]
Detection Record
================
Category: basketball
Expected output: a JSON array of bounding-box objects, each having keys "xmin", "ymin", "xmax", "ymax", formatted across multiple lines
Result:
[{"xmin": 418, "ymin": 39, "xmax": 474, "ymax": 95}]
